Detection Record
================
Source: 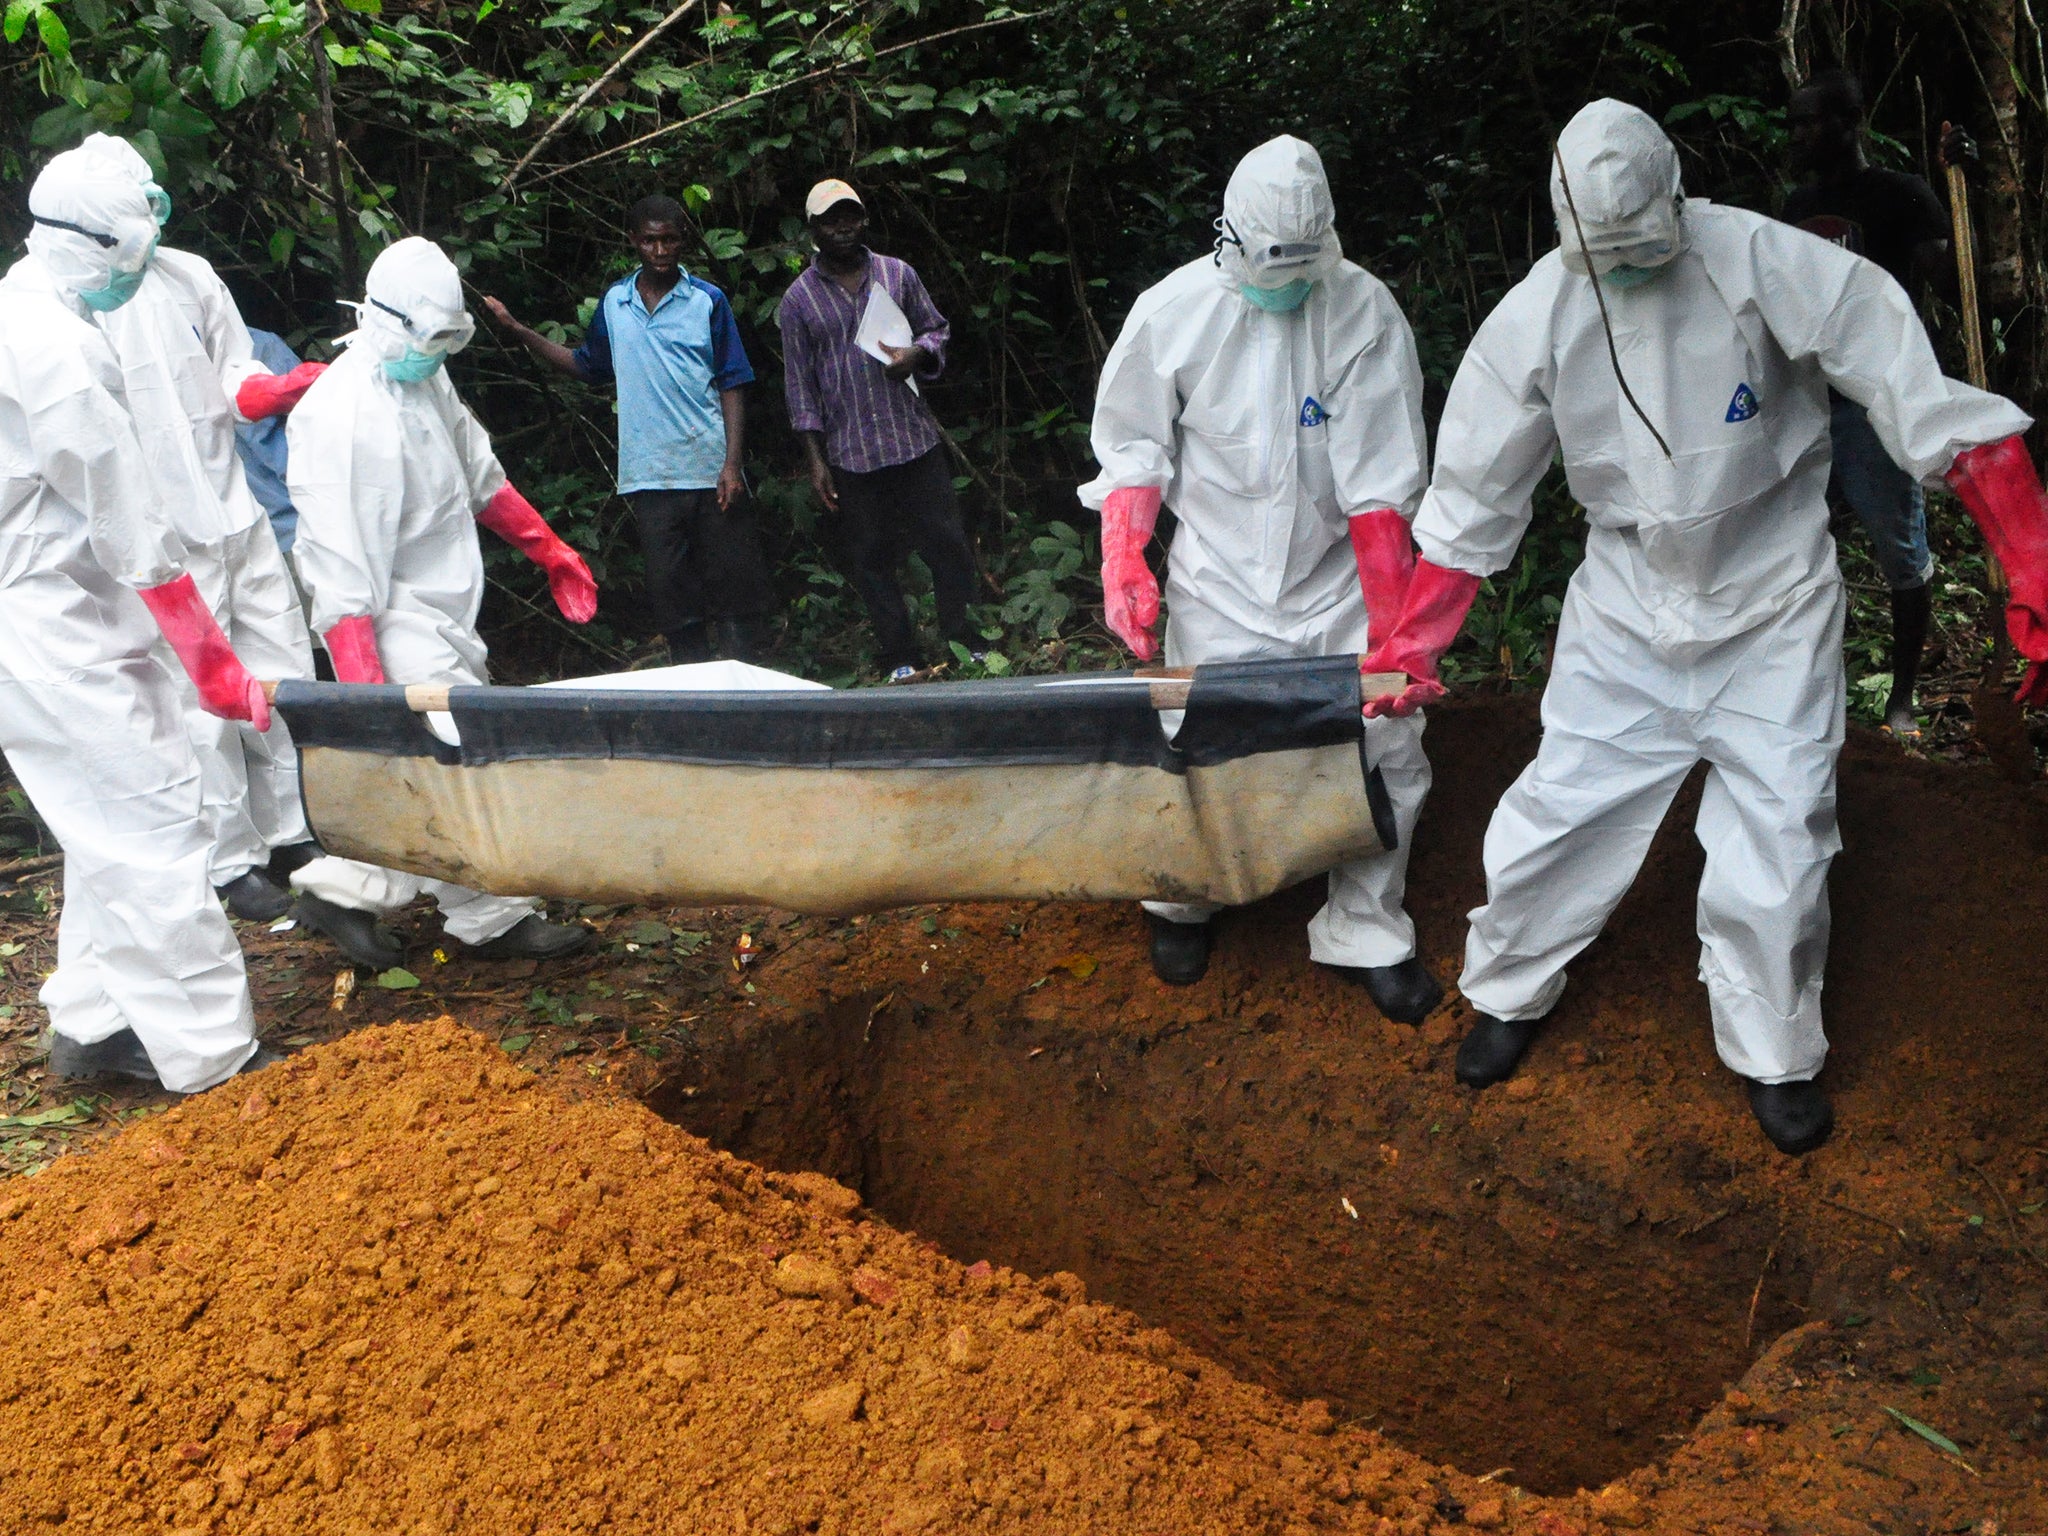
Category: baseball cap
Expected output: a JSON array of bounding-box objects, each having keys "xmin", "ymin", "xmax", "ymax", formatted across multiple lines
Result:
[{"xmin": 804, "ymin": 179, "xmax": 864, "ymax": 220}]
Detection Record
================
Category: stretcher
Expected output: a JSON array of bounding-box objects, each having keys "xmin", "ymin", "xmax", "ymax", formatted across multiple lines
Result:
[{"xmin": 269, "ymin": 657, "xmax": 1402, "ymax": 917}]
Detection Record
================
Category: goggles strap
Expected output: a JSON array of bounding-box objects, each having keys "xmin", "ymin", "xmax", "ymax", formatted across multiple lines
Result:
[{"xmin": 33, "ymin": 215, "xmax": 117, "ymax": 248}]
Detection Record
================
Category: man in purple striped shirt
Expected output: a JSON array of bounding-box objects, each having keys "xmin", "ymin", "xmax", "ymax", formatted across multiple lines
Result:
[{"xmin": 778, "ymin": 179, "xmax": 978, "ymax": 680}]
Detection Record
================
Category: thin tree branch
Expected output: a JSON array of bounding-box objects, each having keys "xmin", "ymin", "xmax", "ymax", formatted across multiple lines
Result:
[
  {"xmin": 307, "ymin": 0, "xmax": 361, "ymax": 297},
  {"xmin": 500, "ymin": 0, "xmax": 708, "ymax": 193},
  {"xmin": 531, "ymin": 13, "xmax": 1036, "ymax": 185}
]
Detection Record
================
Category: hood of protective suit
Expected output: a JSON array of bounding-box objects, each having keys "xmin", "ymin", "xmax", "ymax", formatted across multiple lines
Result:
[
  {"xmin": 1550, "ymin": 99, "xmax": 1685, "ymax": 276},
  {"xmin": 351, "ymin": 236, "xmax": 475, "ymax": 367},
  {"xmin": 25, "ymin": 146, "xmax": 159, "ymax": 307},
  {"xmin": 75, "ymin": 131, "xmax": 170, "ymax": 225},
  {"xmin": 1214, "ymin": 135, "xmax": 1344, "ymax": 292}
]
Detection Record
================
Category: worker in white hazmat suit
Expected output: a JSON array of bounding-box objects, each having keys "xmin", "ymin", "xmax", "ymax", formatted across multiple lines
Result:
[
  {"xmin": 1080, "ymin": 136, "xmax": 1442, "ymax": 1024},
  {"xmin": 1362, "ymin": 99, "xmax": 2047, "ymax": 1153},
  {"xmin": 285, "ymin": 236, "xmax": 599, "ymax": 969},
  {"xmin": 74, "ymin": 133, "xmax": 327, "ymax": 925},
  {"xmin": 5, "ymin": 148, "xmax": 280, "ymax": 1091}
]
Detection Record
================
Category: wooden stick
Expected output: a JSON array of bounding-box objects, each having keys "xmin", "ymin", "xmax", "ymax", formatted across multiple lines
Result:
[
  {"xmin": 1947, "ymin": 156, "xmax": 2005, "ymax": 595},
  {"xmin": 0, "ymin": 851, "xmax": 62, "ymax": 883},
  {"xmin": 498, "ymin": 0, "xmax": 707, "ymax": 193}
]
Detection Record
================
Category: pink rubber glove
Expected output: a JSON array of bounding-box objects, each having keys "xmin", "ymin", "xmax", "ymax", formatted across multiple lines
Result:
[
  {"xmin": 136, "ymin": 574, "xmax": 271, "ymax": 731},
  {"xmin": 235, "ymin": 361, "xmax": 327, "ymax": 421},
  {"xmin": 1358, "ymin": 559, "xmax": 1483, "ymax": 718},
  {"xmin": 1348, "ymin": 507, "xmax": 1417, "ymax": 640},
  {"xmin": 1099, "ymin": 485, "xmax": 1162, "ymax": 660},
  {"xmin": 477, "ymin": 483, "xmax": 598, "ymax": 623},
  {"xmin": 322, "ymin": 614, "xmax": 387, "ymax": 685},
  {"xmin": 1947, "ymin": 435, "xmax": 2048, "ymax": 705}
]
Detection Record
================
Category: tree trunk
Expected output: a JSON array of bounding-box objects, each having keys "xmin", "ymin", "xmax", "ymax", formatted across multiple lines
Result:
[{"xmin": 1970, "ymin": 0, "xmax": 2028, "ymax": 306}]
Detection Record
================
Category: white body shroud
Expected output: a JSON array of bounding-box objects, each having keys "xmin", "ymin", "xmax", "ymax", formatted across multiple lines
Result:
[
  {"xmin": 94, "ymin": 247, "xmax": 315, "ymax": 884},
  {"xmin": 283, "ymin": 338, "xmax": 537, "ymax": 942},
  {"xmin": 1418, "ymin": 191, "xmax": 2030, "ymax": 1080},
  {"xmin": 1081, "ymin": 234, "xmax": 1433, "ymax": 965},
  {"xmin": 0, "ymin": 257, "xmax": 256, "ymax": 1091}
]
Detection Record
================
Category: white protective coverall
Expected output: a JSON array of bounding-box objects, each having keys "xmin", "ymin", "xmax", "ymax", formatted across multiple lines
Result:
[
  {"xmin": 284, "ymin": 239, "xmax": 537, "ymax": 942},
  {"xmin": 1079, "ymin": 137, "xmax": 1433, "ymax": 966},
  {"xmin": 1418, "ymin": 99, "xmax": 2031, "ymax": 1081},
  {"xmin": 77, "ymin": 134, "xmax": 316, "ymax": 887},
  {"xmin": 2, "ymin": 164, "xmax": 256, "ymax": 1092}
]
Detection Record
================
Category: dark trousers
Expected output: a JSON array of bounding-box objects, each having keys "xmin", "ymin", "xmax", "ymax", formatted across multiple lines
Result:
[
  {"xmin": 626, "ymin": 488, "xmax": 773, "ymax": 646},
  {"xmin": 832, "ymin": 447, "xmax": 976, "ymax": 670}
]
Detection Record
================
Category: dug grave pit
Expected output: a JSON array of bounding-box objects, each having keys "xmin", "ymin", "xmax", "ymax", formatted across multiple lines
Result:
[
  {"xmin": 648, "ymin": 969, "xmax": 1810, "ymax": 1495},
  {"xmin": 647, "ymin": 696, "xmax": 2048, "ymax": 1507}
]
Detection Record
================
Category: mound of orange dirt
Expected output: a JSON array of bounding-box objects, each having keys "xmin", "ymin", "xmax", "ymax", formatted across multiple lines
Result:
[{"xmin": 0, "ymin": 1020, "xmax": 1569, "ymax": 1536}]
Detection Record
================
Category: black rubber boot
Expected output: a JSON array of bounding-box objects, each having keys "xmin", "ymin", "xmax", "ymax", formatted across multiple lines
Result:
[
  {"xmin": 47, "ymin": 1027, "xmax": 157, "ymax": 1084},
  {"xmin": 1746, "ymin": 1078, "xmax": 1834, "ymax": 1155},
  {"xmin": 292, "ymin": 892, "xmax": 405, "ymax": 969},
  {"xmin": 48, "ymin": 1030, "xmax": 282, "ymax": 1089},
  {"xmin": 464, "ymin": 913, "xmax": 592, "ymax": 962},
  {"xmin": 1146, "ymin": 914, "xmax": 1211, "ymax": 986},
  {"xmin": 1454, "ymin": 1013, "xmax": 1543, "ymax": 1088},
  {"xmin": 1326, "ymin": 956, "xmax": 1445, "ymax": 1025},
  {"xmin": 266, "ymin": 841, "xmax": 322, "ymax": 882},
  {"xmin": 1883, "ymin": 583, "xmax": 1931, "ymax": 740},
  {"xmin": 217, "ymin": 869, "xmax": 292, "ymax": 923}
]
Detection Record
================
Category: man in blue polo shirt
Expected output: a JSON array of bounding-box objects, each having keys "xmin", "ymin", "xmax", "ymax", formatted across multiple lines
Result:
[{"xmin": 486, "ymin": 194, "xmax": 772, "ymax": 661}]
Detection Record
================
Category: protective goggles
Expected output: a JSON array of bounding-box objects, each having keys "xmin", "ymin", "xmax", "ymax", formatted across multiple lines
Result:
[
  {"xmin": 367, "ymin": 294, "xmax": 475, "ymax": 357},
  {"xmin": 1556, "ymin": 198, "xmax": 1680, "ymax": 277},
  {"xmin": 1213, "ymin": 217, "xmax": 1328, "ymax": 285},
  {"xmin": 33, "ymin": 212, "xmax": 158, "ymax": 274}
]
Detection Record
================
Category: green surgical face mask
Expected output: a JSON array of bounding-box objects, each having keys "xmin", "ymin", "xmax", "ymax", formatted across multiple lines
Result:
[
  {"xmin": 382, "ymin": 347, "xmax": 446, "ymax": 383},
  {"xmin": 1599, "ymin": 263, "xmax": 1663, "ymax": 290},
  {"xmin": 80, "ymin": 264, "xmax": 147, "ymax": 312},
  {"xmin": 144, "ymin": 184, "xmax": 171, "ymax": 228},
  {"xmin": 1241, "ymin": 278, "xmax": 1314, "ymax": 312}
]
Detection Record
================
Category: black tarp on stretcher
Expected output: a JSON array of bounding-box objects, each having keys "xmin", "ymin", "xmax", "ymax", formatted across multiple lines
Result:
[{"xmin": 274, "ymin": 656, "xmax": 1396, "ymax": 917}]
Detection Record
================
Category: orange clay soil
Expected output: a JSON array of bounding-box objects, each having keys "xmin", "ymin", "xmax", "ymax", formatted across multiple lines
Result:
[
  {"xmin": 0, "ymin": 1019, "xmax": 1605, "ymax": 1536},
  {"xmin": 0, "ymin": 696, "xmax": 2041, "ymax": 1534}
]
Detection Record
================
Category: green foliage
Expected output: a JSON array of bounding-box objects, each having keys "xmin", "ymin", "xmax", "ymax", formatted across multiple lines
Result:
[{"xmin": 0, "ymin": 0, "xmax": 2029, "ymax": 688}]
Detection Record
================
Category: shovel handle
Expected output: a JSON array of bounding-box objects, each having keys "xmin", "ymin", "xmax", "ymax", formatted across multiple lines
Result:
[
  {"xmin": 1946, "ymin": 157, "xmax": 2008, "ymax": 600},
  {"xmin": 1945, "ymin": 160, "xmax": 1989, "ymax": 392}
]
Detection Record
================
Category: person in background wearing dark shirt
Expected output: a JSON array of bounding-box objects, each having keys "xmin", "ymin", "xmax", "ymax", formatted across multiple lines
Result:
[
  {"xmin": 1782, "ymin": 69, "xmax": 1972, "ymax": 739},
  {"xmin": 485, "ymin": 195, "xmax": 774, "ymax": 663},
  {"xmin": 778, "ymin": 179, "xmax": 979, "ymax": 682}
]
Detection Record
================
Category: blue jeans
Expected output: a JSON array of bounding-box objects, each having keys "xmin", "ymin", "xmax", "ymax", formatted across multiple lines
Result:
[{"xmin": 1828, "ymin": 391, "xmax": 1932, "ymax": 590}]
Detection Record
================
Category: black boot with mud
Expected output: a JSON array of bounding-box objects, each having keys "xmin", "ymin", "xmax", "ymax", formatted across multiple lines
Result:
[
  {"xmin": 1745, "ymin": 1076, "xmax": 1834, "ymax": 1154},
  {"xmin": 1146, "ymin": 913, "xmax": 1210, "ymax": 986},
  {"xmin": 1454, "ymin": 1011, "xmax": 1542, "ymax": 1088},
  {"xmin": 46, "ymin": 1026, "xmax": 157, "ymax": 1084},
  {"xmin": 465, "ymin": 913, "xmax": 593, "ymax": 962},
  {"xmin": 293, "ymin": 892, "xmax": 405, "ymax": 969},
  {"xmin": 216, "ymin": 869, "xmax": 291, "ymax": 923},
  {"xmin": 1325, "ymin": 954, "xmax": 1444, "ymax": 1024}
]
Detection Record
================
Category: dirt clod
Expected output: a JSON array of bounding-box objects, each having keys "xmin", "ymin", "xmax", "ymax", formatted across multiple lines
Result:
[{"xmin": 799, "ymin": 1378, "xmax": 865, "ymax": 1425}]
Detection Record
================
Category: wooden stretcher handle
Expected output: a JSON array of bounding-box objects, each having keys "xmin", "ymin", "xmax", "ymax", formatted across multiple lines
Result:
[{"xmin": 264, "ymin": 670, "xmax": 1415, "ymax": 716}]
